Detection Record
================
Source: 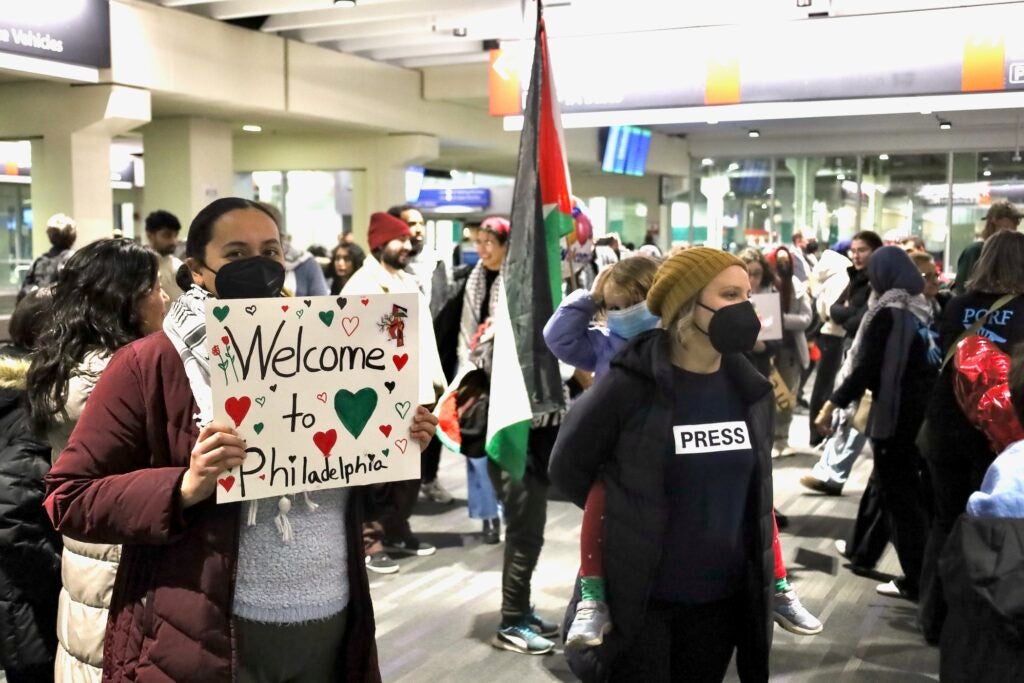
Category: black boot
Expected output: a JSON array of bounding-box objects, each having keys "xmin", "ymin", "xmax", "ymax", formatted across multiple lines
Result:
[{"xmin": 482, "ymin": 517, "xmax": 501, "ymax": 544}]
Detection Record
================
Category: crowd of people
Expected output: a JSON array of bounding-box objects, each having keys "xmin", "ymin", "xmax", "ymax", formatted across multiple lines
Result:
[{"xmin": 2, "ymin": 197, "xmax": 1023, "ymax": 682}]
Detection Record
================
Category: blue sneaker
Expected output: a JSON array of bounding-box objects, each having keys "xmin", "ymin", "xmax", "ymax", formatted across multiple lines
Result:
[
  {"xmin": 527, "ymin": 606, "xmax": 559, "ymax": 638},
  {"xmin": 493, "ymin": 622, "xmax": 555, "ymax": 655}
]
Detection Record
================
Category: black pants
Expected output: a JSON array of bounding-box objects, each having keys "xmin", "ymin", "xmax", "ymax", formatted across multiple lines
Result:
[
  {"xmin": 918, "ymin": 445, "xmax": 992, "ymax": 640},
  {"xmin": 487, "ymin": 425, "xmax": 557, "ymax": 624},
  {"xmin": 809, "ymin": 334, "xmax": 845, "ymax": 446},
  {"xmin": 421, "ymin": 437, "xmax": 442, "ymax": 483},
  {"xmin": 846, "ymin": 471, "xmax": 889, "ymax": 568},
  {"xmin": 236, "ymin": 610, "xmax": 347, "ymax": 683},
  {"xmin": 866, "ymin": 435, "xmax": 928, "ymax": 596},
  {"xmin": 362, "ymin": 478, "xmax": 420, "ymax": 554},
  {"xmin": 610, "ymin": 596, "xmax": 745, "ymax": 683}
]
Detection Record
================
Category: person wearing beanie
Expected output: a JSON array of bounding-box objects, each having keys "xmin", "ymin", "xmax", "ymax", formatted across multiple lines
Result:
[
  {"xmin": 551, "ymin": 247, "xmax": 778, "ymax": 682},
  {"xmin": 342, "ymin": 211, "xmax": 447, "ymax": 575}
]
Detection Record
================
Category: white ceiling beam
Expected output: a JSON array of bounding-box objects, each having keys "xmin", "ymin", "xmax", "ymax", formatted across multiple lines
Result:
[
  {"xmin": 336, "ymin": 32, "xmax": 465, "ymax": 54},
  {"xmin": 193, "ymin": 0, "xmax": 333, "ymax": 21},
  {"xmin": 364, "ymin": 40, "xmax": 485, "ymax": 62},
  {"xmin": 263, "ymin": 0, "xmax": 517, "ymax": 33},
  {"xmin": 398, "ymin": 52, "xmax": 490, "ymax": 69},
  {"xmin": 299, "ymin": 7, "xmax": 522, "ymax": 43},
  {"xmin": 292, "ymin": 16, "xmax": 434, "ymax": 43},
  {"xmin": 161, "ymin": 0, "xmax": 231, "ymax": 7}
]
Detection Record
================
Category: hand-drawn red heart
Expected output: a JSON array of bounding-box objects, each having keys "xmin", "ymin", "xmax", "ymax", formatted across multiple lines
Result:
[
  {"xmin": 221, "ymin": 336, "xmax": 230, "ymax": 345},
  {"xmin": 282, "ymin": 305, "xmax": 289, "ymax": 312},
  {"xmin": 360, "ymin": 297, "xmax": 369, "ymax": 306},
  {"xmin": 224, "ymin": 396, "xmax": 251, "ymax": 427},
  {"xmin": 218, "ymin": 475, "xmax": 235, "ymax": 493},
  {"xmin": 313, "ymin": 429, "xmax": 338, "ymax": 457},
  {"xmin": 393, "ymin": 354, "xmax": 409, "ymax": 371},
  {"xmin": 316, "ymin": 392, "xmax": 328, "ymax": 403},
  {"xmin": 258, "ymin": 474, "xmax": 266, "ymax": 480},
  {"xmin": 395, "ymin": 439, "xmax": 409, "ymax": 454},
  {"xmin": 379, "ymin": 424, "xmax": 392, "ymax": 438}
]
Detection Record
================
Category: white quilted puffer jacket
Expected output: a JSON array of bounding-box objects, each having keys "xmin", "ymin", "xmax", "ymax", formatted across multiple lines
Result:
[{"xmin": 48, "ymin": 352, "xmax": 118, "ymax": 683}]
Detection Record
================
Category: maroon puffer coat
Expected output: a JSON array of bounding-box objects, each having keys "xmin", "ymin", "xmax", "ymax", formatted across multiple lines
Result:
[{"xmin": 44, "ymin": 333, "xmax": 380, "ymax": 682}]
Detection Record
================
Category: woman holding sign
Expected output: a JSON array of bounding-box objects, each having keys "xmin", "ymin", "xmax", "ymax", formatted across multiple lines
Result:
[
  {"xmin": 551, "ymin": 248, "xmax": 776, "ymax": 682},
  {"xmin": 44, "ymin": 198, "xmax": 437, "ymax": 682}
]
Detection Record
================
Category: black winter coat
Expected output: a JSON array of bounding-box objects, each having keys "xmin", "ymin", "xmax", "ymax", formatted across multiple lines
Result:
[
  {"xmin": 0, "ymin": 353, "xmax": 62, "ymax": 677},
  {"xmin": 939, "ymin": 514, "xmax": 1024, "ymax": 682},
  {"xmin": 829, "ymin": 265, "xmax": 872, "ymax": 337},
  {"xmin": 549, "ymin": 330, "xmax": 775, "ymax": 682}
]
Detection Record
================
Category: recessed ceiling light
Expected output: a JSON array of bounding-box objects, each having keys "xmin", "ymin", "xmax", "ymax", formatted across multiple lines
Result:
[
  {"xmin": 879, "ymin": 153, "xmax": 890, "ymax": 160},
  {"xmin": 242, "ymin": 124, "xmax": 262, "ymax": 133},
  {"xmin": 701, "ymin": 157, "xmax": 714, "ymax": 166},
  {"xmin": 748, "ymin": 129, "xmax": 760, "ymax": 138},
  {"xmin": 920, "ymin": 110, "xmax": 932, "ymax": 115},
  {"xmin": 983, "ymin": 169, "xmax": 992, "ymax": 177},
  {"xmin": 939, "ymin": 121, "xmax": 952, "ymax": 130},
  {"xmin": 837, "ymin": 173, "xmax": 846, "ymax": 180},
  {"xmin": 707, "ymin": 120, "xmax": 719, "ymax": 125},
  {"xmin": 334, "ymin": 0, "xmax": 356, "ymax": 6}
]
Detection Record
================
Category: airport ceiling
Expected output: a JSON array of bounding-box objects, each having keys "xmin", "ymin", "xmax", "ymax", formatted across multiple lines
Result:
[{"xmin": 151, "ymin": 0, "xmax": 1010, "ymax": 70}]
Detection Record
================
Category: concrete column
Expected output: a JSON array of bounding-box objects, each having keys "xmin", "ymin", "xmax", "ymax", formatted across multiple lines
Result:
[
  {"xmin": 142, "ymin": 118, "xmax": 234, "ymax": 226},
  {"xmin": 347, "ymin": 135, "xmax": 439, "ymax": 249},
  {"xmin": 0, "ymin": 82, "xmax": 151, "ymax": 254},
  {"xmin": 949, "ymin": 152, "xmax": 981, "ymax": 271},
  {"xmin": 700, "ymin": 175, "xmax": 731, "ymax": 250},
  {"xmin": 784, "ymin": 157, "xmax": 824, "ymax": 243}
]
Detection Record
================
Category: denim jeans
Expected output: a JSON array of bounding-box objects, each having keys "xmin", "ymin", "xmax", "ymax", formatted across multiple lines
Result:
[{"xmin": 810, "ymin": 403, "xmax": 868, "ymax": 486}]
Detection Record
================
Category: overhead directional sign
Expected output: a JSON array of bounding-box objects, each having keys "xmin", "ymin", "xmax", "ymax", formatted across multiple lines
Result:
[
  {"xmin": 492, "ymin": 4, "xmax": 1024, "ymax": 117},
  {"xmin": 414, "ymin": 188, "xmax": 492, "ymax": 210},
  {"xmin": 0, "ymin": 0, "xmax": 111, "ymax": 68}
]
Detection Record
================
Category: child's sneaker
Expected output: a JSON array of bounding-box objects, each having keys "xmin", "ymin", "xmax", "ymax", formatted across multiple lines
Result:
[
  {"xmin": 565, "ymin": 600, "xmax": 612, "ymax": 649},
  {"xmin": 492, "ymin": 622, "xmax": 555, "ymax": 655},
  {"xmin": 773, "ymin": 588, "xmax": 823, "ymax": 635}
]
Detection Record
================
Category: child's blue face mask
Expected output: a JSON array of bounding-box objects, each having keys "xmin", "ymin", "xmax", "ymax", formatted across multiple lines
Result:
[{"xmin": 606, "ymin": 301, "xmax": 660, "ymax": 339}]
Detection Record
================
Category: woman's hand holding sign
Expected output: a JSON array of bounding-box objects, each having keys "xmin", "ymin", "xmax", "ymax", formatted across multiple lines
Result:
[
  {"xmin": 180, "ymin": 422, "xmax": 247, "ymax": 508},
  {"xmin": 411, "ymin": 406, "xmax": 438, "ymax": 450}
]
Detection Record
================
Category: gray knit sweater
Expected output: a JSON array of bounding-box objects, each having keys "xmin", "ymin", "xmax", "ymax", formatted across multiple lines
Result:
[{"xmin": 233, "ymin": 488, "xmax": 350, "ymax": 623}]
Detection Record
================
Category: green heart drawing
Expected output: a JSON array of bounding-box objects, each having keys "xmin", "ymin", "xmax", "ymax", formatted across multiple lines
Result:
[
  {"xmin": 319, "ymin": 310, "xmax": 335, "ymax": 327},
  {"xmin": 255, "ymin": 396, "xmax": 266, "ymax": 407},
  {"xmin": 296, "ymin": 309, "xmax": 305, "ymax": 318},
  {"xmin": 394, "ymin": 401, "xmax": 411, "ymax": 419},
  {"xmin": 254, "ymin": 422, "xmax": 264, "ymax": 434},
  {"xmin": 334, "ymin": 387, "xmax": 378, "ymax": 439},
  {"xmin": 218, "ymin": 360, "xmax": 229, "ymax": 371},
  {"xmin": 213, "ymin": 306, "xmax": 230, "ymax": 322},
  {"xmin": 382, "ymin": 447, "xmax": 390, "ymax": 457}
]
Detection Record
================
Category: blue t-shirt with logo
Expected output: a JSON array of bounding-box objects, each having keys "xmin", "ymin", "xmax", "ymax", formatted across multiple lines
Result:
[{"xmin": 653, "ymin": 366, "xmax": 754, "ymax": 604}]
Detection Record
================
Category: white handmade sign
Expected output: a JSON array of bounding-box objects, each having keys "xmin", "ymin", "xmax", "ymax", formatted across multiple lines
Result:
[
  {"xmin": 751, "ymin": 292, "xmax": 783, "ymax": 342},
  {"xmin": 205, "ymin": 293, "xmax": 422, "ymax": 503}
]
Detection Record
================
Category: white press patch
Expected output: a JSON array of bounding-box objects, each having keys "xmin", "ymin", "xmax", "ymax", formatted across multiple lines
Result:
[{"xmin": 673, "ymin": 421, "xmax": 750, "ymax": 455}]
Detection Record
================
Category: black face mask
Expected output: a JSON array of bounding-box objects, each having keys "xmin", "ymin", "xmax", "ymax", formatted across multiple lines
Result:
[
  {"xmin": 206, "ymin": 257, "xmax": 286, "ymax": 299},
  {"xmin": 695, "ymin": 300, "xmax": 761, "ymax": 354}
]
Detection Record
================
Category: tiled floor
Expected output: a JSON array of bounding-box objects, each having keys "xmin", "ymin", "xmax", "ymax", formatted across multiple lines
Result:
[{"xmin": 371, "ymin": 410, "xmax": 940, "ymax": 682}]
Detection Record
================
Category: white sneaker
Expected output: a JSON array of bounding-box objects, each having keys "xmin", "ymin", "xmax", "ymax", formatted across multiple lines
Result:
[
  {"xmin": 773, "ymin": 588, "xmax": 823, "ymax": 635},
  {"xmin": 565, "ymin": 600, "xmax": 612, "ymax": 650},
  {"xmin": 420, "ymin": 479, "xmax": 454, "ymax": 504}
]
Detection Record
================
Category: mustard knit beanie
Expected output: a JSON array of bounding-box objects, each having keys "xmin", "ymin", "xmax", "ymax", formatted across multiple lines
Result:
[{"xmin": 646, "ymin": 247, "xmax": 745, "ymax": 323}]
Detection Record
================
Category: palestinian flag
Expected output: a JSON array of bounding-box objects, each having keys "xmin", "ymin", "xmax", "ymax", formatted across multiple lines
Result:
[{"xmin": 488, "ymin": 6, "xmax": 571, "ymax": 477}]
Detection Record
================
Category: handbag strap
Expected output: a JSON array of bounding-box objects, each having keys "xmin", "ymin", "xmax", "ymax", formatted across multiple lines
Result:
[{"xmin": 940, "ymin": 293, "xmax": 1017, "ymax": 371}]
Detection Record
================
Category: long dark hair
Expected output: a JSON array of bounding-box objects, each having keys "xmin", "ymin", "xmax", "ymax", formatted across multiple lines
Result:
[
  {"xmin": 327, "ymin": 242, "xmax": 366, "ymax": 295},
  {"xmin": 174, "ymin": 197, "xmax": 281, "ymax": 292},
  {"xmin": 27, "ymin": 239, "xmax": 159, "ymax": 432}
]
